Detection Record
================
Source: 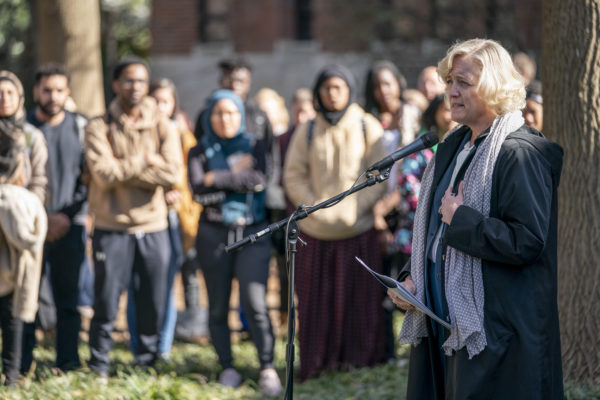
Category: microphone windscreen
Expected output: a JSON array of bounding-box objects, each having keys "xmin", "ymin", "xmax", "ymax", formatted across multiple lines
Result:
[{"xmin": 422, "ymin": 131, "xmax": 439, "ymax": 148}]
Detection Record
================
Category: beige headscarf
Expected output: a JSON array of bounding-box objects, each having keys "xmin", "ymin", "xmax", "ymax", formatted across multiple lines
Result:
[
  {"xmin": 0, "ymin": 71, "xmax": 28, "ymax": 186},
  {"xmin": 0, "ymin": 72, "xmax": 33, "ymax": 190},
  {"xmin": 0, "ymin": 70, "xmax": 26, "ymax": 123}
]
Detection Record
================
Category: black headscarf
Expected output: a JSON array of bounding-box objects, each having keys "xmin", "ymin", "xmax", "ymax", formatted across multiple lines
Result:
[
  {"xmin": 363, "ymin": 60, "xmax": 407, "ymax": 119},
  {"xmin": 313, "ymin": 64, "xmax": 356, "ymax": 125}
]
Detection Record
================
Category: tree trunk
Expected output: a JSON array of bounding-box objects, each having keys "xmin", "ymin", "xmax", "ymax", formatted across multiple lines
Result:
[
  {"xmin": 37, "ymin": 0, "xmax": 105, "ymax": 117},
  {"xmin": 542, "ymin": 0, "xmax": 600, "ymax": 386}
]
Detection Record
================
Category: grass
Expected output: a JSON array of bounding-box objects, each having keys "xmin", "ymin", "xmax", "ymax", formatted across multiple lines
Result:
[
  {"xmin": 0, "ymin": 323, "xmax": 410, "ymax": 400},
  {"xmin": 0, "ymin": 324, "xmax": 598, "ymax": 399},
  {"xmin": 565, "ymin": 380, "xmax": 600, "ymax": 400},
  {"xmin": 0, "ymin": 315, "xmax": 597, "ymax": 399}
]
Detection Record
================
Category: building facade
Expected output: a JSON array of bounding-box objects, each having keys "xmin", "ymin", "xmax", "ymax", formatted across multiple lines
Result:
[{"xmin": 150, "ymin": 0, "xmax": 541, "ymax": 122}]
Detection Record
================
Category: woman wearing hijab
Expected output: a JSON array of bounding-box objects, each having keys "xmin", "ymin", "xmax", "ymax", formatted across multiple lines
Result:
[
  {"xmin": 283, "ymin": 64, "xmax": 388, "ymax": 381},
  {"xmin": 0, "ymin": 71, "xmax": 48, "ymax": 386},
  {"xmin": 389, "ymin": 39, "xmax": 563, "ymax": 399},
  {"xmin": 187, "ymin": 89, "xmax": 282, "ymax": 396},
  {"xmin": 0, "ymin": 71, "xmax": 47, "ymax": 204}
]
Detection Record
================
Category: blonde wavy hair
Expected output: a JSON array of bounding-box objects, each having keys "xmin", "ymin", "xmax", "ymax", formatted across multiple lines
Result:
[
  {"xmin": 254, "ymin": 88, "xmax": 290, "ymax": 135},
  {"xmin": 437, "ymin": 38, "xmax": 526, "ymax": 115}
]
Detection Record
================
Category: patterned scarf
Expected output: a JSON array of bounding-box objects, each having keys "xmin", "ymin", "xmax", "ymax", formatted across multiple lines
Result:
[{"xmin": 398, "ymin": 110, "xmax": 524, "ymax": 358}]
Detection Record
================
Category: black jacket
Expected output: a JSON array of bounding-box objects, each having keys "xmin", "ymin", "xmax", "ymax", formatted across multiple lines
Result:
[
  {"xmin": 404, "ymin": 124, "xmax": 564, "ymax": 400},
  {"xmin": 187, "ymin": 137, "xmax": 267, "ymax": 225}
]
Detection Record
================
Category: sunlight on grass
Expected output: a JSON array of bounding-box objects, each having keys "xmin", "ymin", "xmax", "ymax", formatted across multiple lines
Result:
[
  {"xmin": 0, "ymin": 337, "xmax": 411, "ymax": 400},
  {"xmin": 0, "ymin": 313, "xmax": 411, "ymax": 399},
  {"xmin": 0, "ymin": 314, "xmax": 597, "ymax": 399}
]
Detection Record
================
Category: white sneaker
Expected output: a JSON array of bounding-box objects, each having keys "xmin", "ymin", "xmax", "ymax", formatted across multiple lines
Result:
[
  {"xmin": 259, "ymin": 368, "xmax": 283, "ymax": 397},
  {"xmin": 77, "ymin": 305, "xmax": 94, "ymax": 319},
  {"xmin": 219, "ymin": 368, "xmax": 242, "ymax": 388}
]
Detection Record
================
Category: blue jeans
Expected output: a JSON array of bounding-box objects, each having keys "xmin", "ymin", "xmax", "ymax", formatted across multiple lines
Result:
[
  {"xmin": 127, "ymin": 210, "xmax": 183, "ymax": 355},
  {"xmin": 78, "ymin": 256, "xmax": 94, "ymax": 307}
]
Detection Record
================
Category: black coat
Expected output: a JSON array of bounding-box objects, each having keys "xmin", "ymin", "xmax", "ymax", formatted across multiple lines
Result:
[{"xmin": 404, "ymin": 124, "xmax": 564, "ymax": 400}]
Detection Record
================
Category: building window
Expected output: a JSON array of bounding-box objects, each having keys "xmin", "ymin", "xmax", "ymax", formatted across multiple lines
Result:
[
  {"xmin": 198, "ymin": 0, "xmax": 230, "ymax": 42},
  {"xmin": 295, "ymin": 0, "xmax": 312, "ymax": 40}
]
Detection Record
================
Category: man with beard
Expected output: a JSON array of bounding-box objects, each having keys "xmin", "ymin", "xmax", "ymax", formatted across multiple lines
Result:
[
  {"xmin": 84, "ymin": 57, "xmax": 182, "ymax": 376},
  {"xmin": 22, "ymin": 63, "xmax": 89, "ymax": 372}
]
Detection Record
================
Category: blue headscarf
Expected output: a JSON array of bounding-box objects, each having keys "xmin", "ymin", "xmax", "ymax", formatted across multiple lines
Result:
[
  {"xmin": 200, "ymin": 89, "xmax": 265, "ymax": 226},
  {"xmin": 201, "ymin": 89, "xmax": 251, "ymax": 169}
]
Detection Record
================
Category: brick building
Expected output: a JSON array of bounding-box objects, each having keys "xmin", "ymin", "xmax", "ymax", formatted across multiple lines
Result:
[{"xmin": 150, "ymin": 0, "xmax": 542, "ymax": 120}]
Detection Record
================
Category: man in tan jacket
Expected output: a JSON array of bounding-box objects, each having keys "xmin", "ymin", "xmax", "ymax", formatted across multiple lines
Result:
[{"xmin": 84, "ymin": 58, "xmax": 183, "ymax": 375}]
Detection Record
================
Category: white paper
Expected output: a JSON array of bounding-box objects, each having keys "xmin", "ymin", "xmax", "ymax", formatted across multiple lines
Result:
[{"xmin": 355, "ymin": 256, "xmax": 453, "ymax": 331}]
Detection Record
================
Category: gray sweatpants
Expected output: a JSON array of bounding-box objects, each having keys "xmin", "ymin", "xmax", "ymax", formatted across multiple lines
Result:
[{"xmin": 88, "ymin": 228, "xmax": 170, "ymax": 374}]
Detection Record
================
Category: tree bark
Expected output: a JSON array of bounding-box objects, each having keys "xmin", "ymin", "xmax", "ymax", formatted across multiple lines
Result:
[
  {"xmin": 542, "ymin": 0, "xmax": 600, "ymax": 386},
  {"xmin": 37, "ymin": 0, "xmax": 105, "ymax": 117}
]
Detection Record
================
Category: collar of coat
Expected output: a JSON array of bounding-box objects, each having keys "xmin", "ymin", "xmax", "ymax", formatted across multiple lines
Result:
[{"xmin": 108, "ymin": 96, "xmax": 159, "ymax": 131}]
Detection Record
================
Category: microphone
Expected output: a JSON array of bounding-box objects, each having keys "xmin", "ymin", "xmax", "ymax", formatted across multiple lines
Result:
[{"xmin": 367, "ymin": 131, "xmax": 439, "ymax": 172}]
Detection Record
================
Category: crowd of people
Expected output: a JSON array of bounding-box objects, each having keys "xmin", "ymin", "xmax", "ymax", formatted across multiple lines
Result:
[{"xmin": 0, "ymin": 37, "xmax": 562, "ymax": 399}]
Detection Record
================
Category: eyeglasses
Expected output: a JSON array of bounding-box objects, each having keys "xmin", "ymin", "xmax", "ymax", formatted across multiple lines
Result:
[
  {"xmin": 211, "ymin": 110, "xmax": 240, "ymax": 119},
  {"xmin": 120, "ymin": 78, "xmax": 148, "ymax": 87}
]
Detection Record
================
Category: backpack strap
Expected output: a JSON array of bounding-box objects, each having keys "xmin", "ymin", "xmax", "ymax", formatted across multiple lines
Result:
[
  {"xmin": 307, "ymin": 119, "xmax": 316, "ymax": 145},
  {"xmin": 73, "ymin": 112, "xmax": 88, "ymax": 143},
  {"xmin": 361, "ymin": 117, "xmax": 366, "ymax": 142}
]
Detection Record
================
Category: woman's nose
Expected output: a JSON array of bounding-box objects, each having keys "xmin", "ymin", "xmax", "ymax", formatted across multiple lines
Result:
[{"xmin": 447, "ymin": 84, "xmax": 458, "ymax": 97}]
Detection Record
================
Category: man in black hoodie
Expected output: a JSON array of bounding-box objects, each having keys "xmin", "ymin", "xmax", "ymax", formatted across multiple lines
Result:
[{"xmin": 22, "ymin": 63, "xmax": 89, "ymax": 372}]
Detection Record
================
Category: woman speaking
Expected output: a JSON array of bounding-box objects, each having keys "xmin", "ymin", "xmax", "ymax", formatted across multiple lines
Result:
[{"xmin": 389, "ymin": 39, "xmax": 564, "ymax": 400}]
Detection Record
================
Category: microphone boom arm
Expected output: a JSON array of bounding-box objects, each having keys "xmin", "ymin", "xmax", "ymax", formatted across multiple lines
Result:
[{"xmin": 224, "ymin": 169, "xmax": 390, "ymax": 253}]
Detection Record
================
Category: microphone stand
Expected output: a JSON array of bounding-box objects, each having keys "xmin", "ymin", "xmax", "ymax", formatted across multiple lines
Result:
[
  {"xmin": 225, "ymin": 168, "xmax": 390, "ymax": 400},
  {"xmin": 283, "ymin": 219, "xmax": 301, "ymax": 400}
]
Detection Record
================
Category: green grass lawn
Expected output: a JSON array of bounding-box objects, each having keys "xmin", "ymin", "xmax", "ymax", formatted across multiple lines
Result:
[
  {"xmin": 0, "ymin": 318, "xmax": 597, "ymax": 399},
  {"xmin": 0, "ymin": 333, "xmax": 409, "ymax": 400}
]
